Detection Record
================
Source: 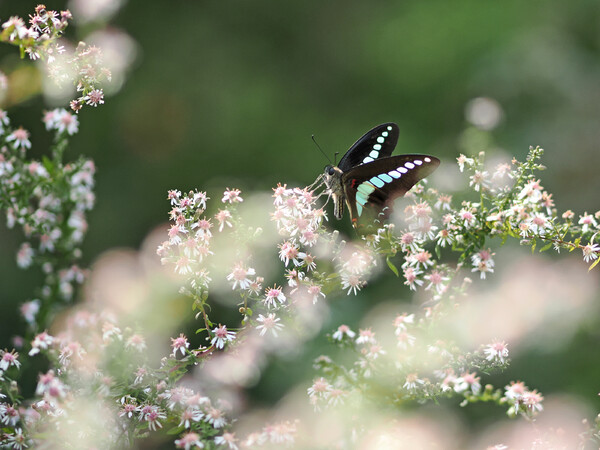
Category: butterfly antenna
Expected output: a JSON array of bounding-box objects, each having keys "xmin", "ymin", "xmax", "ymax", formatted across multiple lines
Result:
[
  {"xmin": 334, "ymin": 151, "xmax": 339, "ymax": 166},
  {"xmin": 311, "ymin": 135, "xmax": 333, "ymax": 165}
]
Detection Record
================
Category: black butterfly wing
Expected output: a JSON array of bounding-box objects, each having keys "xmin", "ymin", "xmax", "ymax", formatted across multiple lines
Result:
[
  {"xmin": 338, "ymin": 123, "xmax": 399, "ymax": 172},
  {"xmin": 341, "ymin": 154, "xmax": 440, "ymax": 228}
]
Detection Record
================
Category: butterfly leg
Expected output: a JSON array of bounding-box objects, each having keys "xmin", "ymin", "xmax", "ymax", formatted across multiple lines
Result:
[{"xmin": 306, "ymin": 174, "xmax": 325, "ymax": 190}]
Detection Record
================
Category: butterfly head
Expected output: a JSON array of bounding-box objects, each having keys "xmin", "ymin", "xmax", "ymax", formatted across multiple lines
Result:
[
  {"xmin": 323, "ymin": 165, "xmax": 345, "ymax": 220},
  {"xmin": 323, "ymin": 164, "xmax": 343, "ymax": 186}
]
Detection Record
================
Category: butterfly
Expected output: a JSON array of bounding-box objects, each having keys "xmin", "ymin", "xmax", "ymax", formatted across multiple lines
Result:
[{"xmin": 322, "ymin": 123, "xmax": 440, "ymax": 230}]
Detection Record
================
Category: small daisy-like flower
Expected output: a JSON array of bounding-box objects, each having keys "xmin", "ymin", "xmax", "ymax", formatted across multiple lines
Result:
[
  {"xmin": 2, "ymin": 16, "xmax": 28, "ymax": 41},
  {"xmin": 175, "ymin": 255, "xmax": 194, "ymax": 275},
  {"xmin": 403, "ymin": 373, "xmax": 424, "ymax": 391},
  {"xmin": 582, "ymin": 243, "xmax": 600, "ymax": 263},
  {"xmin": 504, "ymin": 381, "xmax": 527, "ymax": 401},
  {"xmin": 194, "ymin": 218, "xmax": 212, "ymax": 239},
  {"xmin": 471, "ymin": 248, "xmax": 495, "ymax": 279},
  {"xmin": 29, "ymin": 331, "xmax": 54, "ymax": 356},
  {"xmin": 171, "ymin": 333, "xmax": 190, "ymax": 356},
  {"xmin": 43, "ymin": 109, "xmax": 59, "ymax": 130},
  {"xmin": 192, "ymin": 191, "xmax": 208, "ymax": 209},
  {"xmin": 215, "ymin": 209, "xmax": 233, "ymax": 232},
  {"xmin": 493, "ymin": 162, "xmax": 512, "ymax": 179},
  {"xmin": 424, "ymin": 270, "xmax": 449, "ymax": 293},
  {"xmin": 341, "ymin": 272, "xmax": 363, "ymax": 295},
  {"xmin": 84, "ymin": 89, "xmax": 105, "ymax": 107},
  {"xmin": 434, "ymin": 193, "xmax": 452, "ymax": 210},
  {"xmin": 175, "ymin": 432, "xmax": 204, "ymax": 450},
  {"xmin": 469, "ymin": 170, "xmax": 490, "ymax": 192},
  {"xmin": 332, "ymin": 324, "xmax": 356, "ymax": 341},
  {"xmin": 393, "ymin": 313, "xmax": 415, "ymax": 333},
  {"xmin": 205, "ymin": 407, "xmax": 227, "ymax": 428},
  {"xmin": 211, "ymin": 325, "xmax": 236, "ymax": 349},
  {"xmin": 578, "ymin": 213, "xmax": 597, "ymax": 233},
  {"xmin": 440, "ymin": 369, "xmax": 458, "ymax": 392},
  {"xmin": 403, "ymin": 266, "xmax": 424, "ymax": 291},
  {"xmin": 226, "ymin": 263, "xmax": 256, "ymax": 290},
  {"xmin": 307, "ymin": 284, "xmax": 325, "ymax": 304},
  {"xmin": 454, "ymin": 371, "xmax": 481, "ymax": 395},
  {"xmin": 483, "ymin": 340, "xmax": 509, "ymax": 364},
  {"xmin": 366, "ymin": 343, "xmax": 386, "ymax": 360},
  {"xmin": 119, "ymin": 400, "xmax": 140, "ymax": 419},
  {"xmin": 527, "ymin": 212, "xmax": 552, "ymax": 235},
  {"xmin": 16, "ymin": 242, "xmax": 34, "ymax": 269},
  {"xmin": 399, "ymin": 231, "xmax": 420, "ymax": 252},
  {"xmin": 307, "ymin": 377, "xmax": 330, "ymax": 398},
  {"xmin": 278, "ymin": 241, "xmax": 299, "ymax": 266},
  {"xmin": 126, "ymin": 334, "xmax": 147, "ymax": 352},
  {"xmin": 20, "ymin": 299, "xmax": 40, "ymax": 324},
  {"xmin": 3, "ymin": 427, "xmax": 28, "ymax": 449},
  {"xmin": 264, "ymin": 285, "xmax": 286, "ymax": 308},
  {"xmin": 222, "ymin": 188, "xmax": 243, "ymax": 204},
  {"xmin": 141, "ymin": 405, "xmax": 167, "ymax": 431},
  {"xmin": 355, "ymin": 328, "xmax": 376, "ymax": 345},
  {"xmin": 6, "ymin": 127, "xmax": 31, "ymax": 149},
  {"xmin": 456, "ymin": 154, "xmax": 474, "ymax": 172},
  {"xmin": 178, "ymin": 407, "xmax": 204, "ymax": 429},
  {"xmin": 0, "ymin": 349, "xmax": 20, "ymax": 371},
  {"xmin": 409, "ymin": 250, "xmax": 434, "ymax": 269},
  {"xmin": 215, "ymin": 432, "xmax": 238, "ymax": 449},
  {"xmin": 436, "ymin": 228, "xmax": 454, "ymax": 247},
  {"xmin": 298, "ymin": 252, "xmax": 316, "ymax": 271},
  {"xmin": 58, "ymin": 341, "xmax": 86, "ymax": 366},
  {"xmin": 459, "ymin": 208, "xmax": 477, "ymax": 227},
  {"xmin": 56, "ymin": 109, "xmax": 79, "ymax": 135},
  {"xmin": 256, "ymin": 313, "xmax": 284, "ymax": 336},
  {"xmin": 134, "ymin": 367, "xmax": 148, "ymax": 385},
  {"xmin": 522, "ymin": 389, "xmax": 544, "ymax": 414},
  {"xmin": 518, "ymin": 179, "xmax": 543, "ymax": 204}
]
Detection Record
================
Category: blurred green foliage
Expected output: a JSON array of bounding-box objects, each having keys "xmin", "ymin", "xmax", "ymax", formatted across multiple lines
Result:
[{"xmin": 0, "ymin": 0, "xmax": 599, "ymax": 440}]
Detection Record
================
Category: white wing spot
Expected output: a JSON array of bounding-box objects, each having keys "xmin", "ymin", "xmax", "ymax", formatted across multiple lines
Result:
[
  {"xmin": 373, "ymin": 144, "xmax": 382, "ymax": 150},
  {"xmin": 398, "ymin": 167, "xmax": 408, "ymax": 173},
  {"xmin": 405, "ymin": 162, "xmax": 415, "ymax": 169},
  {"xmin": 424, "ymin": 157, "xmax": 431, "ymax": 162},
  {"xmin": 369, "ymin": 150, "xmax": 379, "ymax": 158},
  {"xmin": 376, "ymin": 137, "xmax": 384, "ymax": 144},
  {"xmin": 363, "ymin": 156, "xmax": 374, "ymax": 163},
  {"xmin": 379, "ymin": 173, "xmax": 393, "ymax": 183},
  {"xmin": 414, "ymin": 159, "xmax": 423, "ymax": 165},
  {"xmin": 387, "ymin": 126, "xmax": 392, "ymax": 131},
  {"xmin": 382, "ymin": 131, "xmax": 388, "ymax": 137},
  {"xmin": 388, "ymin": 170, "xmax": 401, "ymax": 179}
]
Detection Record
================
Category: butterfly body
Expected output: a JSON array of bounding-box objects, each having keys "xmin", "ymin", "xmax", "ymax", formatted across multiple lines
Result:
[{"xmin": 322, "ymin": 123, "xmax": 440, "ymax": 229}]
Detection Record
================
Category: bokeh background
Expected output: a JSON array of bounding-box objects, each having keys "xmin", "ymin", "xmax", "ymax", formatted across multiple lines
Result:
[{"xmin": 1, "ymin": 0, "xmax": 600, "ymax": 445}]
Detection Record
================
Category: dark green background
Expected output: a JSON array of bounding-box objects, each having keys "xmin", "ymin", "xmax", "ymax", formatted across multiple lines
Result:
[{"xmin": 1, "ymin": 0, "xmax": 600, "ymax": 442}]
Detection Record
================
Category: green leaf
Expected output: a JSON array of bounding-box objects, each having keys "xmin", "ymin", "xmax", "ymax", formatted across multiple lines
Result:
[
  {"xmin": 245, "ymin": 307, "xmax": 253, "ymax": 317},
  {"xmin": 589, "ymin": 258, "xmax": 600, "ymax": 272},
  {"xmin": 386, "ymin": 257, "xmax": 399, "ymax": 277},
  {"xmin": 531, "ymin": 239, "xmax": 536, "ymax": 254},
  {"xmin": 166, "ymin": 425, "xmax": 185, "ymax": 435},
  {"xmin": 539, "ymin": 242, "xmax": 553, "ymax": 252},
  {"xmin": 42, "ymin": 155, "xmax": 54, "ymax": 173}
]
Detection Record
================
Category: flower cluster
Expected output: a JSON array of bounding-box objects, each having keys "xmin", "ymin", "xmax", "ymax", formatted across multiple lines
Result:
[
  {"xmin": 0, "ymin": 5, "xmax": 111, "ymax": 112},
  {"xmin": 0, "ymin": 108, "xmax": 93, "ymax": 325},
  {"xmin": 0, "ymin": 306, "xmax": 270, "ymax": 449},
  {"xmin": 0, "ymin": 5, "xmax": 70, "ymax": 61}
]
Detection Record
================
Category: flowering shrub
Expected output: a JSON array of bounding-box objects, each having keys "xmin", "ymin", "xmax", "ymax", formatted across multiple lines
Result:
[
  {"xmin": 2, "ymin": 5, "xmax": 600, "ymax": 450},
  {"xmin": 0, "ymin": 5, "xmax": 110, "ymax": 111}
]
